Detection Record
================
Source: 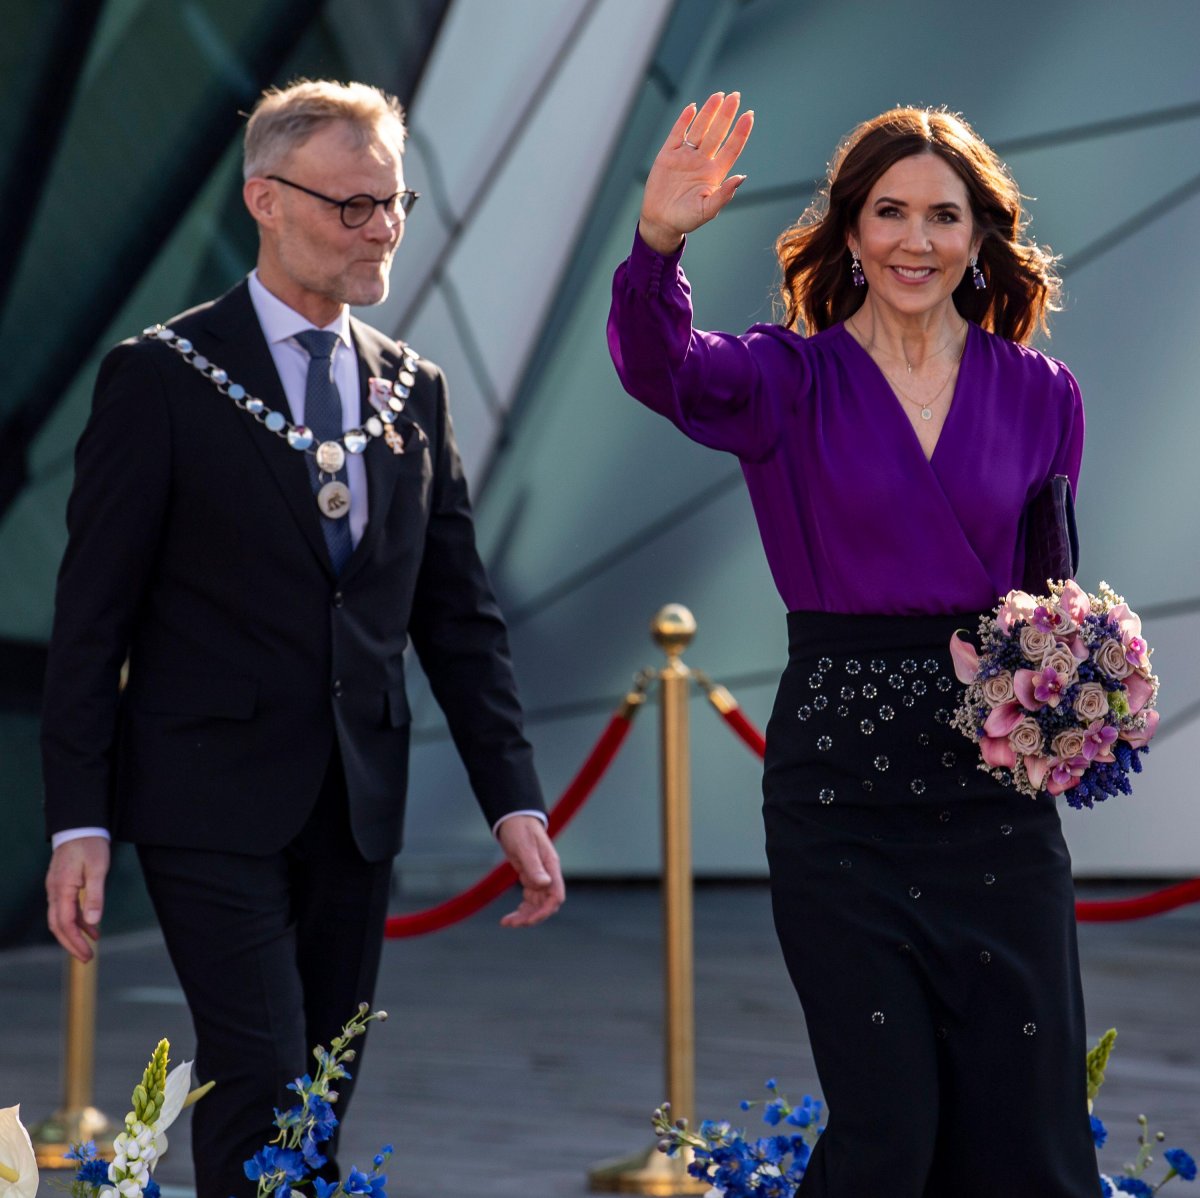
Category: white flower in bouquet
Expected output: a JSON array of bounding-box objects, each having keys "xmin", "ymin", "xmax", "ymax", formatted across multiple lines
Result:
[{"xmin": 0, "ymin": 1106, "xmax": 38, "ymax": 1198}]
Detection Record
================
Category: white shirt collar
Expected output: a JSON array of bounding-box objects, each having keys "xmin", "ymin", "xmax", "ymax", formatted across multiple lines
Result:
[{"xmin": 247, "ymin": 271, "xmax": 353, "ymax": 350}]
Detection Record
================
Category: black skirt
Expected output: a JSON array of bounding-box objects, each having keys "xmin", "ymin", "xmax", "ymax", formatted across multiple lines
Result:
[{"xmin": 762, "ymin": 610, "xmax": 1101, "ymax": 1198}]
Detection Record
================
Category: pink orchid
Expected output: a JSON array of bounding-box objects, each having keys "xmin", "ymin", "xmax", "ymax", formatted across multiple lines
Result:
[
  {"xmin": 1124, "ymin": 635, "xmax": 1150, "ymax": 672},
  {"xmin": 1082, "ymin": 720, "xmax": 1118, "ymax": 762},
  {"xmin": 1031, "ymin": 604, "xmax": 1067, "ymax": 634},
  {"xmin": 1013, "ymin": 667, "xmax": 1065, "ymax": 709},
  {"xmin": 1024, "ymin": 755, "xmax": 1053, "ymax": 791},
  {"xmin": 1123, "ymin": 672, "xmax": 1154, "ymax": 715},
  {"xmin": 1058, "ymin": 580, "xmax": 1091, "ymax": 624},
  {"xmin": 982, "ymin": 701, "xmax": 1024, "ymax": 738},
  {"xmin": 1046, "ymin": 755, "xmax": 1086, "ymax": 795},
  {"xmin": 980, "ymin": 736, "xmax": 1016, "ymax": 769},
  {"xmin": 948, "ymin": 631, "xmax": 980, "ymax": 683},
  {"xmin": 1120, "ymin": 709, "xmax": 1160, "ymax": 749},
  {"xmin": 996, "ymin": 590, "xmax": 1037, "ymax": 634}
]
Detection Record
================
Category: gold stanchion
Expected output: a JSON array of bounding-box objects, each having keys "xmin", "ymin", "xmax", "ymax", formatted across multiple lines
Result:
[
  {"xmin": 31, "ymin": 953, "xmax": 117, "ymax": 1168},
  {"xmin": 588, "ymin": 605, "xmax": 709, "ymax": 1195}
]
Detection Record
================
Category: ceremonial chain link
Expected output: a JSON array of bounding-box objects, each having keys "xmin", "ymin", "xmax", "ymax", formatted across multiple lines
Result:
[{"xmin": 140, "ymin": 324, "xmax": 421, "ymax": 470}]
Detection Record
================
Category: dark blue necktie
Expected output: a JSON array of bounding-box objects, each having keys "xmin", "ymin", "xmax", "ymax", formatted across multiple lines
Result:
[{"xmin": 294, "ymin": 329, "xmax": 354, "ymax": 574}]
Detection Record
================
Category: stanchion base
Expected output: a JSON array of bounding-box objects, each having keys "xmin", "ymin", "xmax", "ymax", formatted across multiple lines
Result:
[
  {"xmin": 587, "ymin": 1143, "xmax": 711, "ymax": 1195},
  {"xmin": 30, "ymin": 1106, "xmax": 118, "ymax": 1169}
]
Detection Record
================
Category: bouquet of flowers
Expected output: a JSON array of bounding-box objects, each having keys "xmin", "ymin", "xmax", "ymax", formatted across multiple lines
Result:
[
  {"xmin": 949, "ymin": 580, "xmax": 1160, "ymax": 808},
  {"xmin": 651, "ymin": 1081, "xmax": 823, "ymax": 1198},
  {"xmin": 0, "ymin": 1006, "xmax": 389, "ymax": 1198},
  {"xmin": 652, "ymin": 1034, "xmax": 1198, "ymax": 1197}
]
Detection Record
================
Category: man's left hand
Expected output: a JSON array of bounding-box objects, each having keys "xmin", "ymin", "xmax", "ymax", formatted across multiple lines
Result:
[{"xmin": 496, "ymin": 815, "xmax": 565, "ymax": 927}]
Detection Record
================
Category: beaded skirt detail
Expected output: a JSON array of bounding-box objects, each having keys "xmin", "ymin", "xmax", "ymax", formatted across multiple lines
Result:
[{"xmin": 761, "ymin": 610, "xmax": 1100, "ymax": 1197}]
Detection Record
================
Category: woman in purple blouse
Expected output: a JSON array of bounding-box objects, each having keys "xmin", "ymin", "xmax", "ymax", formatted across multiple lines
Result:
[{"xmin": 608, "ymin": 94, "xmax": 1099, "ymax": 1197}]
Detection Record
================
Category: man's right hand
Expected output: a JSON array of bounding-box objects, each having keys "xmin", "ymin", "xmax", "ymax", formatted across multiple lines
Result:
[{"xmin": 45, "ymin": 836, "xmax": 111, "ymax": 962}]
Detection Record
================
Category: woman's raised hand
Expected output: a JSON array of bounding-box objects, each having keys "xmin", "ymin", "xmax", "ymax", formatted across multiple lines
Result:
[{"xmin": 638, "ymin": 92, "xmax": 753, "ymax": 254}]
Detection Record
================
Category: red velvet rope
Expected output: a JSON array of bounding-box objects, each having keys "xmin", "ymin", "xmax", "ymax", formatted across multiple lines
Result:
[
  {"xmin": 707, "ymin": 688, "xmax": 1200, "ymax": 924},
  {"xmin": 384, "ymin": 709, "xmax": 636, "ymax": 938}
]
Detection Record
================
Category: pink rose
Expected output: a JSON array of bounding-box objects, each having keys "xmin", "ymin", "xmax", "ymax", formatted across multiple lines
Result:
[
  {"xmin": 997, "ymin": 590, "xmax": 1037, "ymax": 634},
  {"xmin": 981, "ymin": 671, "xmax": 1015, "ymax": 707},
  {"xmin": 1011, "ymin": 718, "xmax": 1045, "ymax": 756},
  {"xmin": 1018, "ymin": 626, "xmax": 1055, "ymax": 661},
  {"xmin": 1041, "ymin": 647, "xmax": 1079, "ymax": 683},
  {"xmin": 1094, "ymin": 637, "xmax": 1133, "ymax": 680},
  {"xmin": 1051, "ymin": 729, "xmax": 1086, "ymax": 760},
  {"xmin": 1073, "ymin": 682, "xmax": 1109, "ymax": 722},
  {"xmin": 1120, "ymin": 708, "xmax": 1160, "ymax": 749}
]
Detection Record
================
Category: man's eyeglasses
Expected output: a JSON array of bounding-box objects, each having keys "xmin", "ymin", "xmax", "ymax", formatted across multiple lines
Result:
[{"xmin": 267, "ymin": 175, "xmax": 420, "ymax": 229}]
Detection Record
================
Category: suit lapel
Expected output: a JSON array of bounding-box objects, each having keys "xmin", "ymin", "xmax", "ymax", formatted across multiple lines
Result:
[
  {"xmin": 201, "ymin": 283, "xmax": 334, "ymax": 575},
  {"xmin": 340, "ymin": 319, "xmax": 405, "ymax": 585}
]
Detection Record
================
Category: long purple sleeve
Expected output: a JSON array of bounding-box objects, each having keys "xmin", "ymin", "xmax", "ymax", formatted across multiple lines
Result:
[{"xmin": 608, "ymin": 229, "xmax": 1085, "ymax": 616}]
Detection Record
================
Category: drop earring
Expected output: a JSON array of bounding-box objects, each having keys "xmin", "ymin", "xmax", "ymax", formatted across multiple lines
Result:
[
  {"xmin": 850, "ymin": 251, "xmax": 866, "ymax": 288},
  {"xmin": 970, "ymin": 255, "xmax": 986, "ymax": 290}
]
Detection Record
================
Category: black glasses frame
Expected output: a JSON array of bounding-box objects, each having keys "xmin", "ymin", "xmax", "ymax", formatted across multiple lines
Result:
[{"xmin": 267, "ymin": 175, "xmax": 420, "ymax": 228}]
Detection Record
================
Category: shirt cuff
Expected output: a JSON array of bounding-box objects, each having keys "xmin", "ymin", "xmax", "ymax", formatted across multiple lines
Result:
[
  {"xmin": 491, "ymin": 809, "xmax": 548, "ymax": 838},
  {"xmin": 51, "ymin": 827, "xmax": 112, "ymax": 850},
  {"xmin": 626, "ymin": 225, "xmax": 686, "ymax": 297}
]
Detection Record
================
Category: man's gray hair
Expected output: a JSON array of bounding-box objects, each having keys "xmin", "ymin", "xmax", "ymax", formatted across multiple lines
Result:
[{"xmin": 243, "ymin": 79, "xmax": 406, "ymax": 180}]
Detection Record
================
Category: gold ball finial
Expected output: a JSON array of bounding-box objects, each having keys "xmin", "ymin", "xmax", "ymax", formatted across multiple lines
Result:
[{"xmin": 651, "ymin": 604, "xmax": 697, "ymax": 659}]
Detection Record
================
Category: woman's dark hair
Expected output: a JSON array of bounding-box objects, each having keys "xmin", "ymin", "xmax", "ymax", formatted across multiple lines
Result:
[{"xmin": 775, "ymin": 107, "xmax": 1060, "ymax": 344}]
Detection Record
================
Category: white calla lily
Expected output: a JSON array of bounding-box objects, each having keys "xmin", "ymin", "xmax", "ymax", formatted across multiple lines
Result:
[{"xmin": 0, "ymin": 1105, "xmax": 38, "ymax": 1198}]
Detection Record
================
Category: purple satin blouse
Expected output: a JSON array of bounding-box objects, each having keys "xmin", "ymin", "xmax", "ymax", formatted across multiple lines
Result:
[{"xmin": 608, "ymin": 230, "xmax": 1084, "ymax": 617}]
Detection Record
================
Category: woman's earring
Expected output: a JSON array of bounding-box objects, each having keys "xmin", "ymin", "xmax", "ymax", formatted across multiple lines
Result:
[
  {"xmin": 850, "ymin": 251, "xmax": 866, "ymax": 288},
  {"xmin": 971, "ymin": 255, "xmax": 986, "ymax": 290}
]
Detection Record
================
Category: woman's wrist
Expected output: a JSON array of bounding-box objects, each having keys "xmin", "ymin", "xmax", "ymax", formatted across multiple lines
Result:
[{"xmin": 637, "ymin": 216, "xmax": 685, "ymax": 256}]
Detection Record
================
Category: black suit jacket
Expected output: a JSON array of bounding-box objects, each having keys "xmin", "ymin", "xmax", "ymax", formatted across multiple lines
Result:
[{"xmin": 41, "ymin": 281, "xmax": 543, "ymax": 862}]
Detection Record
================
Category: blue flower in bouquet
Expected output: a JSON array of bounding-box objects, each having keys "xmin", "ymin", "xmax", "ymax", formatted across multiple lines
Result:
[
  {"xmin": 240, "ymin": 1006, "xmax": 391, "ymax": 1198},
  {"xmin": 1164, "ymin": 1148, "xmax": 1197, "ymax": 1181},
  {"xmin": 1091, "ymin": 1115, "xmax": 1108, "ymax": 1148},
  {"xmin": 1114, "ymin": 1179, "xmax": 1153, "ymax": 1196}
]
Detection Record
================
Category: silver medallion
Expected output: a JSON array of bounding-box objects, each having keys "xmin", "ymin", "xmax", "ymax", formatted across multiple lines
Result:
[
  {"xmin": 344, "ymin": 429, "xmax": 368, "ymax": 454},
  {"xmin": 317, "ymin": 480, "xmax": 351, "ymax": 519},
  {"xmin": 398, "ymin": 370, "xmax": 416, "ymax": 388},
  {"xmin": 315, "ymin": 440, "xmax": 346, "ymax": 473},
  {"xmin": 388, "ymin": 396, "xmax": 405, "ymax": 412},
  {"xmin": 920, "ymin": 407, "xmax": 933, "ymax": 421},
  {"xmin": 287, "ymin": 424, "xmax": 314, "ymax": 450},
  {"xmin": 265, "ymin": 410, "xmax": 287, "ymax": 432},
  {"xmin": 365, "ymin": 416, "xmax": 383, "ymax": 438}
]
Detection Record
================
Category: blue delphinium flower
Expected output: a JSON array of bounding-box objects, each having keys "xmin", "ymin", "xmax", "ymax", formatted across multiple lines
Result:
[
  {"xmin": 65, "ymin": 1141, "xmax": 97, "ymax": 1163},
  {"xmin": 1090, "ymin": 1115, "xmax": 1108, "ymax": 1147},
  {"xmin": 1114, "ymin": 1178, "xmax": 1154, "ymax": 1196},
  {"xmin": 144, "ymin": 1178, "xmax": 161, "ymax": 1198},
  {"xmin": 76, "ymin": 1158, "xmax": 111, "ymax": 1187},
  {"xmin": 762, "ymin": 1099, "xmax": 786, "ymax": 1127},
  {"xmin": 312, "ymin": 1179, "xmax": 341, "ymax": 1198},
  {"xmin": 1165, "ymin": 1147, "xmax": 1198, "ymax": 1181}
]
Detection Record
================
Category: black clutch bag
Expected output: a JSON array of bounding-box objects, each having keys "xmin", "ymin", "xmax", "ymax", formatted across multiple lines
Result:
[{"xmin": 1022, "ymin": 473, "xmax": 1079, "ymax": 592}]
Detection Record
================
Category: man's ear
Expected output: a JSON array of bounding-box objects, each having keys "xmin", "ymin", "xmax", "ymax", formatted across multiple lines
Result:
[{"xmin": 243, "ymin": 177, "xmax": 279, "ymax": 229}]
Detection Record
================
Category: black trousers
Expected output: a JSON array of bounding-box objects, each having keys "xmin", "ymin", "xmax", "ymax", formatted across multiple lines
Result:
[
  {"xmin": 138, "ymin": 750, "xmax": 393, "ymax": 1198},
  {"xmin": 763, "ymin": 611, "xmax": 1101, "ymax": 1198}
]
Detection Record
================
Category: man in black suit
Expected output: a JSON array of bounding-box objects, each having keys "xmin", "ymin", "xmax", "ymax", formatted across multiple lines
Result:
[{"xmin": 41, "ymin": 79, "xmax": 563, "ymax": 1198}]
